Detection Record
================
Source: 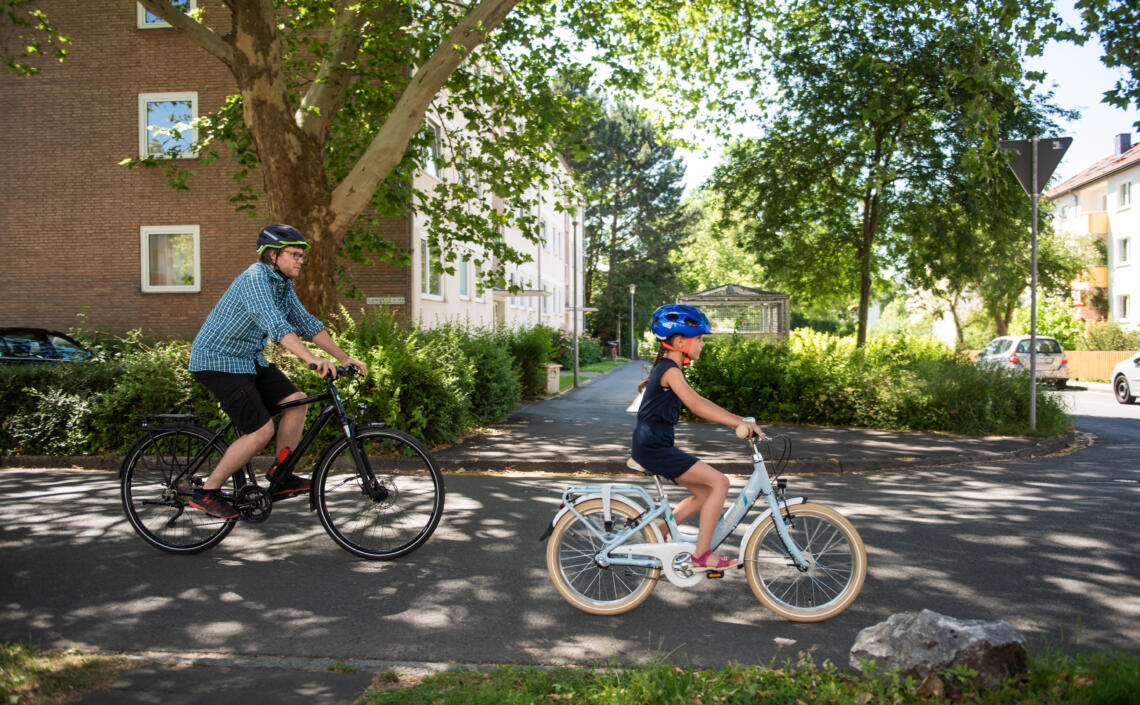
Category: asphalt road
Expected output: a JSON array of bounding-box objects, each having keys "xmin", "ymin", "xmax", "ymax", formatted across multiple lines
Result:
[{"xmin": 1, "ymin": 386, "xmax": 1136, "ymax": 670}]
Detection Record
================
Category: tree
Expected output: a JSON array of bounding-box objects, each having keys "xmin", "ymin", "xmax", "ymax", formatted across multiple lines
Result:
[
  {"xmin": 706, "ymin": 0, "xmax": 1067, "ymax": 346},
  {"xmin": 1, "ymin": 0, "xmax": 69, "ymax": 75},
  {"xmin": 671, "ymin": 189, "xmax": 766, "ymax": 294},
  {"xmin": 121, "ymin": 0, "xmax": 593, "ymax": 316},
  {"xmin": 568, "ymin": 99, "xmax": 692, "ymax": 342},
  {"xmin": 1075, "ymin": 0, "xmax": 1140, "ymax": 128}
]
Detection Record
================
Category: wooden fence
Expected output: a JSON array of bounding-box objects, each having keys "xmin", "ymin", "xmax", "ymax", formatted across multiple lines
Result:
[{"xmin": 1065, "ymin": 350, "xmax": 1135, "ymax": 381}]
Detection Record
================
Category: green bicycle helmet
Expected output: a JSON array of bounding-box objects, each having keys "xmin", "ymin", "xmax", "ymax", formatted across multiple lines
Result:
[{"xmin": 256, "ymin": 224, "xmax": 309, "ymax": 255}]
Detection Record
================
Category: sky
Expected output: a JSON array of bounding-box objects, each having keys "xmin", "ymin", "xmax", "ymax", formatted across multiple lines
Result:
[{"xmin": 680, "ymin": 0, "xmax": 1140, "ymax": 193}]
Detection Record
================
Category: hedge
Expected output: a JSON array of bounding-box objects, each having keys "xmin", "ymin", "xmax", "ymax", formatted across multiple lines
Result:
[{"xmin": 0, "ymin": 310, "xmax": 553, "ymax": 456}]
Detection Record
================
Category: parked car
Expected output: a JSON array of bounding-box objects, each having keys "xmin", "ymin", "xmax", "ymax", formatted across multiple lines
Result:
[
  {"xmin": 976, "ymin": 335, "xmax": 1069, "ymax": 388},
  {"xmin": 1111, "ymin": 351, "xmax": 1140, "ymax": 404},
  {"xmin": 0, "ymin": 328, "xmax": 92, "ymax": 363}
]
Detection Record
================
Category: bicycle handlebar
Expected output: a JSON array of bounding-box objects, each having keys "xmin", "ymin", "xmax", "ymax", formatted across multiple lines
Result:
[{"xmin": 308, "ymin": 362, "xmax": 361, "ymax": 380}]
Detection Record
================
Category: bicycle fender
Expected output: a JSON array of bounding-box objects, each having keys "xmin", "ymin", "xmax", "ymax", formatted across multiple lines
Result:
[
  {"xmin": 735, "ymin": 497, "xmax": 807, "ymax": 560},
  {"xmin": 540, "ymin": 492, "xmax": 649, "ymax": 542}
]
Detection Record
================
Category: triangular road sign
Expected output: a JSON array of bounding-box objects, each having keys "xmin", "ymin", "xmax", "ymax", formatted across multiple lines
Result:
[{"xmin": 1000, "ymin": 137, "xmax": 1072, "ymax": 196}]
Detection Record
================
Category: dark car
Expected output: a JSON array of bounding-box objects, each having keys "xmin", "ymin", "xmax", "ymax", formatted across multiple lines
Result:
[{"xmin": 0, "ymin": 328, "xmax": 93, "ymax": 363}]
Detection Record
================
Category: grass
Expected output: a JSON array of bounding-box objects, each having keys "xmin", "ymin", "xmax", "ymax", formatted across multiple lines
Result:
[
  {"xmin": 1, "ymin": 643, "xmax": 133, "ymax": 705},
  {"xmin": 557, "ymin": 360, "xmax": 630, "ymax": 391},
  {"xmin": 354, "ymin": 653, "xmax": 1140, "ymax": 705}
]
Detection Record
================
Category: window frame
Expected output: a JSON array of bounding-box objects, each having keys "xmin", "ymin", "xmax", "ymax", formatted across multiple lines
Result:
[
  {"xmin": 458, "ymin": 254, "xmax": 471, "ymax": 300},
  {"xmin": 138, "ymin": 91, "xmax": 199, "ymax": 160},
  {"xmin": 1119, "ymin": 181, "xmax": 1132, "ymax": 211},
  {"xmin": 422, "ymin": 122, "xmax": 442, "ymax": 180},
  {"xmin": 419, "ymin": 234, "xmax": 443, "ymax": 301},
  {"xmin": 140, "ymin": 225, "xmax": 201, "ymax": 293},
  {"xmin": 137, "ymin": 0, "xmax": 195, "ymax": 29},
  {"xmin": 1119, "ymin": 236, "xmax": 1131, "ymax": 265}
]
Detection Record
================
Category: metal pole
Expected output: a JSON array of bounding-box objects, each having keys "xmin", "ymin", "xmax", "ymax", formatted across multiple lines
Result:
[
  {"xmin": 572, "ymin": 218, "xmax": 579, "ymax": 388},
  {"xmin": 1030, "ymin": 135, "xmax": 1038, "ymax": 431},
  {"xmin": 629, "ymin": 284, "xmax": 636, "ymax": 360}
]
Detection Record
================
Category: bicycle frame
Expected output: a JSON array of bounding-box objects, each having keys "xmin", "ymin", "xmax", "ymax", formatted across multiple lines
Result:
[
  {"xmin": 134, "ymin": 368, "xmax": 377, "ymax": 507},
  {"xmin": 550, "ymin": 433, "xmax": 813, "ymax": 581}
]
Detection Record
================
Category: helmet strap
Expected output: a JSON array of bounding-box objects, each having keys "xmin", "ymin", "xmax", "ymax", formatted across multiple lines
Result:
[{"xmin": 660, "ymin": 338, "xmax": 695, "ymax": 367}]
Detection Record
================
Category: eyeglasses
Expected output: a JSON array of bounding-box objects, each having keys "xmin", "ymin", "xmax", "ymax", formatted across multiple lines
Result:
[{"xmin": 280, "ymin": 250, "xmax": 306, "ymax": 262}]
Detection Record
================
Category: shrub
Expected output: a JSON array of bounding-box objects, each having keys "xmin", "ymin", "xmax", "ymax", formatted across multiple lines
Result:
[
  {"xmin": 506, "ymin": 325, "xmax": 556, "ymax": 398},
  {"xmin": 1078, "ymin": 321, "xmax": 1140, "ymax": 351},
  {"xmin": 555, "ymin": 334, "xmax": 604, "ymax": 369},
  {"xmin": 687, "ymin": 331, "xmax": 1070, "ymax": 436},
  {"xmin": 458, "ymin": 331, "xmax": 522, "ymax": 425},
  {"xmin": 1011, "ymin": 298, "xmax": 1084, "ymax": 350}
]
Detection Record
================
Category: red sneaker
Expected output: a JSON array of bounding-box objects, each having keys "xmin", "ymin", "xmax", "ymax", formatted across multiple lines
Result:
[{"xmin": 188, "ymin": 489, "xmax": 238, "ymax": 519}]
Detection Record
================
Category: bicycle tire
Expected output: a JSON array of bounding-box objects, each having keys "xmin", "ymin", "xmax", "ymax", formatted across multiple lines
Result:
[
  {"xmin": 120, "ymin": 425, "xmax": 240, "ymax": 554},
  {"xmin": 546, "ymin": 497, "xmax": 661, "ymax": 615},
  {"xmin": 313, "ymin": 425, "xmax": 445, "ymax": 560},
  {"xmin": 743, "ymin": 502, "xmax": 866, "ymax": 622}
]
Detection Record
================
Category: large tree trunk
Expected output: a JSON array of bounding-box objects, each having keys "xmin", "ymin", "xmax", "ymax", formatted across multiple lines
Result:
[{"xmin": 856, "ymin": 190, "xmax": 882, "ymax": 347}]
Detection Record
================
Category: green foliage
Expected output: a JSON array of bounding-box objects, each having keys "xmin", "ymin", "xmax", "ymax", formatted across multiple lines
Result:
[
  {"xmin": 356, "ymin": 652, "xmax": 1140, "ymax": 705},
  {"xmin": 1011, "ymin": 298, "xmax": 1085, "ymax": 350},
  {"xmin": 554, "ymin": 334, "xmax": 605, "ymax": 370},
  {"xmin": 1, "ymin": 0, "xmax": 70, "ymax": 76},
  {"xmin": 1077, "ymin": 321, "xmax": 1140, "ymax": 351},
  {"xmin": 1, "ymin": 314, "xmax": 547, "ymax": 455},
  {"xmin": 504, "ymin": 325, "xmax": 557, "ymax": 398},
  {"xmin": 687, "ymin": 331, "xmax": 1070, "ymax": 436},
  {"xmin": 1074, "ymin": 0, "xmax": 1140, "ymax": 128}
]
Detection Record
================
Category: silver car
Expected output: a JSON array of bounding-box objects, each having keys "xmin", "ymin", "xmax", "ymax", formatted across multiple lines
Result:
[
  {"xmin": 977, "ymin": 335, "xmax": 1069, "ymax": 388},
  {"xmin": 1112, "ymin": 351, "xmax": 1140, "ymax": 404}
]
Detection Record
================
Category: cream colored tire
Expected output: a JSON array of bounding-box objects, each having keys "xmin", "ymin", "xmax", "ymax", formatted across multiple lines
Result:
[
  {"xmin": 744, "ymin": 502, "xmax": 866, "ymax": 622},
  {"xmin": 546, "ymin": 497, "xmax": 661, "ymax": 615}
]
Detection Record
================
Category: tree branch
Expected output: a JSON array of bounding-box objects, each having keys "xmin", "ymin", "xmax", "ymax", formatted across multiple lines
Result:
[
  {"xmin": 298, "ymin": 0, "xmax": 368, "ymax": 138},
  {"xmin": 136, "ymin": 0, "xmax": 233, "ymax": 67},
  {"xmin": 329, "ymin": 0, "xmax": 520, "ymax": 234}
]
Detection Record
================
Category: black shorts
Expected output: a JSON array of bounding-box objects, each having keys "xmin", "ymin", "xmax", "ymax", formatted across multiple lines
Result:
[{"xmin": 192, "ymin": 364, "xmax": 301, "ymax": 434}]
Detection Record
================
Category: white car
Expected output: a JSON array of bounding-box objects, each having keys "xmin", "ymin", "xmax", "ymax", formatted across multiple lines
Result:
[
  {"xmin": 1112, "ymin": 351, "xmax": 1140, "ymax": 404},
  {"xmin": 976, "ymin": 335, "xmax": 1069, "ymax": 388}
]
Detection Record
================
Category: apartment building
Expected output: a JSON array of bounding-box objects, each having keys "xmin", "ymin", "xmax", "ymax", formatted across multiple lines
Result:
[
  {"xmin": 0, "ymin": 1, "xmax": 585, "ymax": 338},
  {"xmin": 1046, "ymin": 133, "xmax": 1140, "ymax": 329}
]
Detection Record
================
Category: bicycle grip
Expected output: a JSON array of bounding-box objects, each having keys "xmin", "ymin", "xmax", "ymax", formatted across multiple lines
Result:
[{"xmin": 736, "ymin": 416, "xmax": 756, "ymax": 439}]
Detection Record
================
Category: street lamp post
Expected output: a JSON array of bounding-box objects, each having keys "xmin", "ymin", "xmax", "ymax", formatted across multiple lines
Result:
[{"xmin": 629, "ymin": 284, "xmax": 636, "ymax": 360}]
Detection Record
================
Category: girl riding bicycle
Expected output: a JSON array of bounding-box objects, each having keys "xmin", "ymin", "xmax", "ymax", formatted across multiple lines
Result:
[{"xmin": 632, "ymin": 304, "xmax": 765, "ymax": 571}]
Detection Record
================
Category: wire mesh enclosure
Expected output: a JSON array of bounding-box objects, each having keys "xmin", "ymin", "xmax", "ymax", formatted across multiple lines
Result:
[{"xmin": 677, "ymin": 284, "xmax": 790, "ymax": 341}]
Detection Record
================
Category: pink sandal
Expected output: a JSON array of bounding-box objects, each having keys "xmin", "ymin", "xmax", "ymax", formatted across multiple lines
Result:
[{"xmin": 692, "ymin": 550, "xmax": 737, "ymax": 571}]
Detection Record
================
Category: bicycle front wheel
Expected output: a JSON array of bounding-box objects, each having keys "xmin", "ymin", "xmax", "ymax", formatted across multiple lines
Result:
[
  {"xmin": 120, "ymin": 425, "xmax": 239, "ymax": 554},
  {"xmin": 313, "ymin": 425, "xmax": 445, "ymax": 560},
  {"xmin": 744, "ymin": 502, "xmax": 866, "ymax": 622},
  {"xmin": 545, "ymin": 497, "xmax": 661, "ymax": 615}
]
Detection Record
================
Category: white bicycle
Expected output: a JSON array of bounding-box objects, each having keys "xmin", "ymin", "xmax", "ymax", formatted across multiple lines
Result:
[{"xmin": 540, "ymin": 419, "xmax": 867, "ymax": 621}]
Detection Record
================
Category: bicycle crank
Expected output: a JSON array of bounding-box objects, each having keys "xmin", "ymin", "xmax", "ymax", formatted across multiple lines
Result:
[{"xmin": 234, "ymin": 485, "xmax": 273, "ymax": 523}]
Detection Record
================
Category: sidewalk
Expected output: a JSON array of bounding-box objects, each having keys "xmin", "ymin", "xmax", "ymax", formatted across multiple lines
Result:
[{"xmin": 433, "ymin": 360, "xmax": 1077, "ymax": 475}]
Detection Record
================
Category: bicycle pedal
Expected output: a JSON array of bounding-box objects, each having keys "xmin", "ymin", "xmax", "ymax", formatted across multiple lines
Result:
[{"xmin": 705, "ymin": 570, "xmax": 725, "ymax": 580}]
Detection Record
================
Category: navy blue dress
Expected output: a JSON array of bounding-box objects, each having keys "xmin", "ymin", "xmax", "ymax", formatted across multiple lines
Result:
[{"xmin": 631, "ymin": 359, "xmax": 699, "ymax": 481}]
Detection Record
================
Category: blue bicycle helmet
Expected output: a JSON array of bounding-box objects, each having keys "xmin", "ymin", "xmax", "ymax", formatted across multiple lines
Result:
[{"xmin": 650, "ymin": 304, "xmax": 712, "ymax": 340}]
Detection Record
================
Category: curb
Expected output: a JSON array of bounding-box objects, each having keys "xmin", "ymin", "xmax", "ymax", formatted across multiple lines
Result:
[{"xmin": 1, "ymin": 430, "xmax": 1082, "ymax": 476}]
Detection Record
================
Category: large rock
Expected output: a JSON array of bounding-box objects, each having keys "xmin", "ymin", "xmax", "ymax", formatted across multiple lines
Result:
[{"xmin": 849, "ymin": 609, "xmax": 1028, "ymax": 689}]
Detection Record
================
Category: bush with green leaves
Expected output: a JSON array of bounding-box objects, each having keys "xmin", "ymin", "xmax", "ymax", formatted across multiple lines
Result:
[
  {"xmin": 505, "ymin": 324, "xmax": 557, "ymax": 398},
  {"xmin": 1011, "ymin": 298, "xmax": 1084, "ymax": 350},
  {"xmin": 686, "ymin": 331, "xmax": 1070, "ymax": 436},
  {"xmin": 1077, "ymin": 320, "xmax": 1140, "ymax": 351},
  {"xmin": 555, "ymin": 334, "xmax": 605, "ymax": 369}
]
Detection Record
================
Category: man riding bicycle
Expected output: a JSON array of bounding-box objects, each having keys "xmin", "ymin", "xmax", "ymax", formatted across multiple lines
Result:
[{"xmin": 187, "ymin": 224, "xmax": 367, "ymax": 519}]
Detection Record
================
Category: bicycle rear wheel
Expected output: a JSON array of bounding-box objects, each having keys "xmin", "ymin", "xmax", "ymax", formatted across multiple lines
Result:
[
  {"xmin": 743, "ymin": 502, "xmax": 866, "ymax": 622},
  {"xmin": 120, "ymin": 425, "xmax": 239, "ymax": 554},
  {"xmin": 546, "ymin": 497, "xmax": 661, "ymax": 615},
  {"xmin": 313, "ymin": 425, "xmax": 444, "ymax": 560}
]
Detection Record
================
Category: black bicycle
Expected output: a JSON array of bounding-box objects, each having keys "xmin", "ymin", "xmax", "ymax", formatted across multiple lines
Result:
[{"xmin": 120, "ymin": 365, "xmax": 444, "ymax": 560}]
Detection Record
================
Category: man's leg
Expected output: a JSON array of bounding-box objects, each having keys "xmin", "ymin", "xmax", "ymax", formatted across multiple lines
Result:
[
  {"xmin": 274, "ymin": 391, "xmax": 308, "ymax": 455},
  {"xmin": 202, "ymin": 419, "xmax": 274, "ymax": 490}
]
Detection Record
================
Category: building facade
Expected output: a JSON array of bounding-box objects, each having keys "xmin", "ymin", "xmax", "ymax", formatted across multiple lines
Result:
[
  {"xmin": 0, "ymin": 1, "xmax": 585, "ymax": 338},
  {"xmin": 1046, "ymin": 133, "xmax": 1139, "ymax": 329}
]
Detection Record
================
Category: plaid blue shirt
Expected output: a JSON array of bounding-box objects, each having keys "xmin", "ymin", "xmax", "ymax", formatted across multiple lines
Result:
[{"xmin": 189, "ymin": 263, "xmax": 325, "ymax": 374}]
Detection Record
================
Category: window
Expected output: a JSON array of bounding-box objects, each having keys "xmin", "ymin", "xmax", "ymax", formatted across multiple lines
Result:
[
  {"xmin": 1120, "ymin": 181, "xmax": 1132, "ymax": 210},
  {"xmin": 422, "ymin": 122, "xmax": 441, "ymax": 179},
  {"xmin": 1120, "ymin": 294, "xmax": 1131, "ymax": 320},
  {"xmin": 420, "ymin": 235, "xmax": 442, "ymax": 299},
  {"xmin": 473, "ymin": 260, "xmax": 485, "ymax": 302},
  {"xmin": 458, "ymin": 255, "xmax": 470, "ymax": 300},
  {"xmin": 139, "ymin": 92, "xmax": 198, "ymax": 159},
  {"xmin": 137, "ymin": 0, "xmax": 194, "ymax": 29},
  {"xmin": 140, "ymin": 225, "xmax": 199, "ymax": 293},
  {"xmin": 1119, "ymin": 237, "xmax": 1131, "ymax": 265}
]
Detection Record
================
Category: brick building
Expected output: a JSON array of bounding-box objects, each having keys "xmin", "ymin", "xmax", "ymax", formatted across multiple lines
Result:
[{"xmin": 0, "ymin": 1, "xmax": 585, "ymax": 338}]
